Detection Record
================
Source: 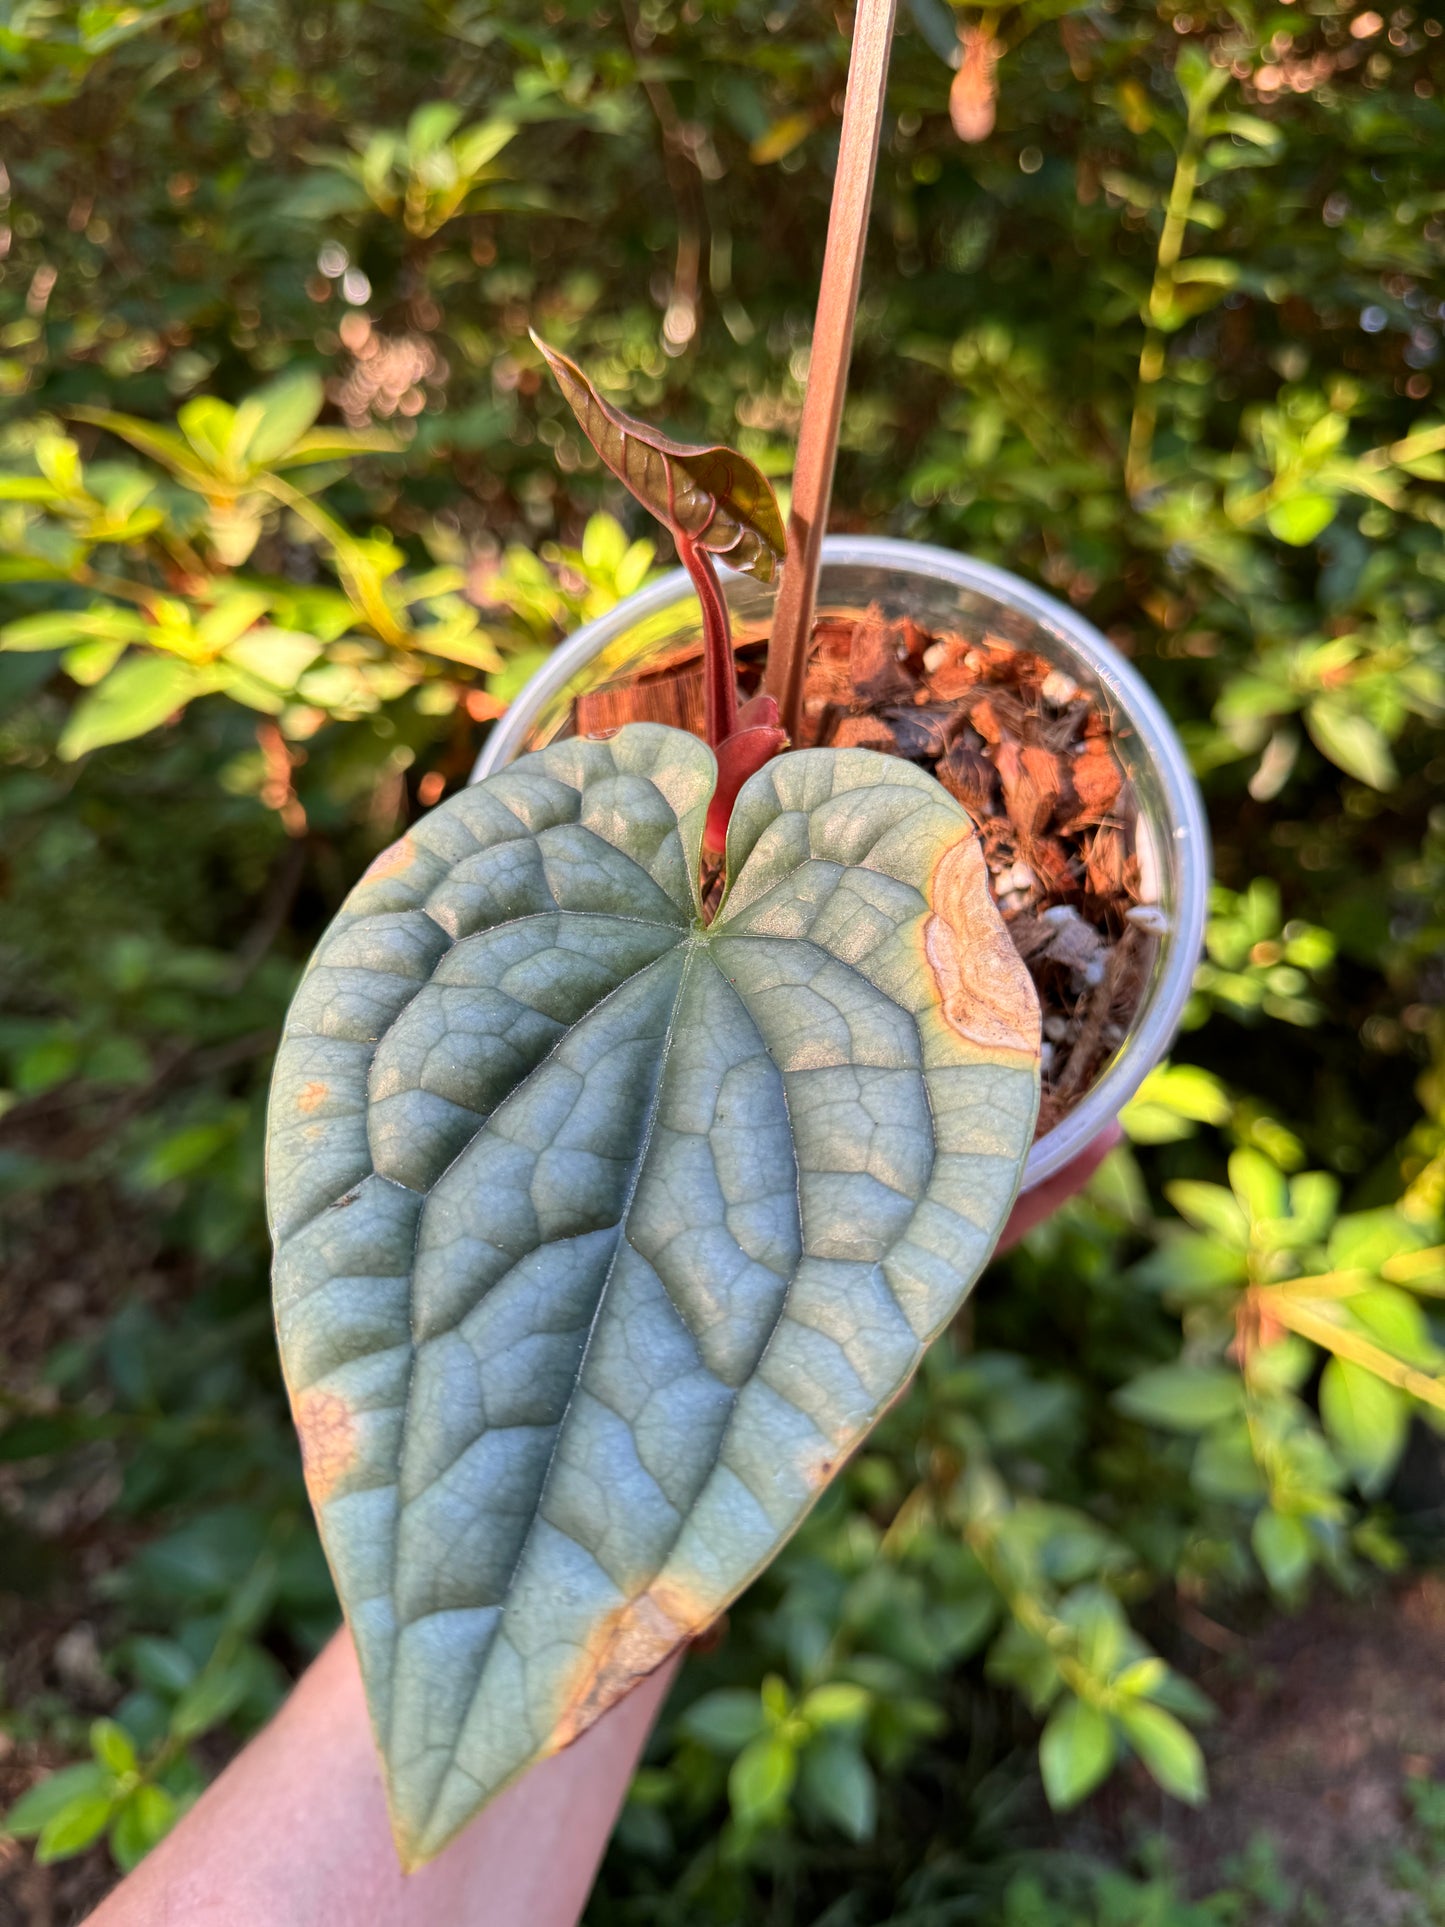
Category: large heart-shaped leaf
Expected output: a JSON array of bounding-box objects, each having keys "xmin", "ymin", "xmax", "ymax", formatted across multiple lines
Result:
[
  {"xmin": 530, "ymin": 334, "xmax": 787, "ymax": 583},
  {"xmin": 267, "ymin": 723, "xmax": 1040, "ymax": 1865}
]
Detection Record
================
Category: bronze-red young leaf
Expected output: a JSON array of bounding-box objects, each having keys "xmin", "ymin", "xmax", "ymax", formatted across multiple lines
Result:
[{"xmin": 531, "ymin": 332, "xmax": 787, "ymax": 583}]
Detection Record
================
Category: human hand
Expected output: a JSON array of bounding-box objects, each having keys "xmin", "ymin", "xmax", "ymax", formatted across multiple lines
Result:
[
  {"xmin": 86, "ymin": 1125, "xmax": 1123, "ymax": 1927},
  {"xmin": 996, "ymin": 1122, "xmax": 1124, "ymax": 1254}
]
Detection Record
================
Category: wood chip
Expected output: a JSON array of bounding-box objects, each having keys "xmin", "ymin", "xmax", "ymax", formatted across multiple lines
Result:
[
  {"xmin": 832, "ymin": 714, "xmax": 898, "ymax": 751},
  {"xmin": 1071, "ymin": 738, "xmax": 1124, "ymax": 818},
  {"xmin": 938, "ymin": 739, "xmax": 999, "ymax": 818},
  {"xmin": 882, "ymin": 704, "xmax": 955, "ymax": 759},
  {"xmin": 848, "ymin": 605, "xmax": 916, "ymax": 707},
  {"xmin": 1084, "ymin": 822, "xmax": 1129, "ymax": 900},
  {"xmin": 928, "ymin": 639, "xmax": 984, "ymax": 701}
]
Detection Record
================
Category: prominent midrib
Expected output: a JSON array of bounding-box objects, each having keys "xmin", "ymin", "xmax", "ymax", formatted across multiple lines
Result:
[
  {"xmin": 398, "ymin": 930, "xmax": 829, "ymax": 1839},
  {"xmin": 389, "ymin": 939, "xmax": 702, "ymax": 1792},
  {"xmin": 385, "ymin": 876, "xmax": 934, "ymax": 1827}
]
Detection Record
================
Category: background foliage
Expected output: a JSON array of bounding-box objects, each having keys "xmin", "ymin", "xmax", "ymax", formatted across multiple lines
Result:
[{"xmin": 1, "ymin": 0, "xmax": 1443, "ymax": 1919}]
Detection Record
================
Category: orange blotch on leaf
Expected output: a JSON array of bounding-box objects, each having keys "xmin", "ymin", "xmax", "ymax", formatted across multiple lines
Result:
[
  {"xmin": 924, "ymin": 830, "xmax": 1042, "ymax": 1059},
  {"xmin": 297, "ymin": 1080, "xmax": 328, "ymax": 1114},
  {"xmin": 364, "ymin": 834, "xmax": 416, "ymax": 882},
  {"xmin": 293, "ymin": 1389, "xmax": 358, "ymax": 1503},
  {"xmin": 551, "ymin": 1580, "xmax": 702, "ymax": 1752}
]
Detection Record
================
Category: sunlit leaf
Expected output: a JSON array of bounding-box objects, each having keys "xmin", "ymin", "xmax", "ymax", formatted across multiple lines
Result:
[
  {"xmin": 1265, "ymin": 492, "xmax": 1337, "ymax": 546},
  {"xmin": 232, "ymin": 371, "xmax": 325, "ymax": 469},
  {"xmin": 58, "ymin": 655, "xmax": 212, "ymax": 759},
  {"xmin": 1039, "ymin": 1696, "xmax": 1115, "ymax": 1810},
  {"xmin": 750, "ymin": 112, "xmax": 816, "ymax": 164},
  {"xmin": 109, "ymin": 1784, "xmax": 178, "ymax": 1873},
  {"xmin": 730, "ymin": 1733, "xmax": 796, "ymax": 1824},
  {"xmin": 1319, "ymin": 1356, "xmax": 1407, "ymax": 1494},
  {"xmin": 1305, "ymin": 698, "xmax": 1397, "ymax": 790},
  {"xmin": 69, "ymin": 407, "xmax": 215, "ymax": 490},
  {"xmin": 1118, "ymin": 1701, "xmax": 1207, "ymax": 1804},
  {"xmin": 4, "ymin": 1763, "xmax": 112, "ymax": 1838}
]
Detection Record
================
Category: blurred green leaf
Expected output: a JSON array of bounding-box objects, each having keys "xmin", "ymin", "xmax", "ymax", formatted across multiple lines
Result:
[
  {"xmin": 35, "ymin": 1792, "xmax": 116, "ymax": 1863},
  {"xmin": 680, "ymin": 1690, "xmax": 766, "ymax": 1755},
  {"xmin": 1266, "ymin": 493, "xmax": 1336, "ymax": 546},
  {"xmin": 1319, "ymin": 1357, "xmax": 1408, "ymax": 1495},
  {"xmin": 729, "ymin": 1734, "xmax": 797, "ymax": 1827},
  {"xmin": 109, "ymin": 1784, "xmax": 178, "ymax": 1873},
  {"xmin": 1118, "ymin": 1701, "xmax": 1207, "ymax": 1805},
  {"xmin": 1039, "ymin": 1697, "xmax": 1115, "ymax": 1811},
  {"xmin": 799, "ymin": 1734, "xmax": 876, "ymax": 1841},
  {"xmin": 5, "ymin": 1763, "xmax": 112, "ymax": 1839},
  {"xmin": 1306, "ymin": 699, "xmax": 1398, "ymax": 789},
  {"xmin": 58, "ymin": 656, "xmax": 211, "ymax": 759}
]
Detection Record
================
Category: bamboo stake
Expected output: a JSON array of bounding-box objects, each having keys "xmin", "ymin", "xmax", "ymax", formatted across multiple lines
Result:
[{"xmin": 765, "ymin": 0, "xmax": 899, "ymax": 740}]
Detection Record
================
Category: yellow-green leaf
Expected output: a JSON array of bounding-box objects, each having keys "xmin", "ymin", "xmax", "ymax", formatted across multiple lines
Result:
[
  {"xmin": 1040, "ymin": 1697, "xmax": 1116, "ymax": 1810},
  {"xmin": 59, "ymin": 656, "xmax": 211, "ymax": 760},
  {"xmin": 1266, "ymin": 492, "xmax": 1337, "ymax": 547},
  {"xmin": 1118, "ymin": 1701, "xmax": 1207, "ymax": 1804}
]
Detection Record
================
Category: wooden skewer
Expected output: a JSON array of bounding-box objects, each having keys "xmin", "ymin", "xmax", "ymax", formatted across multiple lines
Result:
[{"xmin": 764, "ymin": 0, "xmax": 900, "ymax": 741}]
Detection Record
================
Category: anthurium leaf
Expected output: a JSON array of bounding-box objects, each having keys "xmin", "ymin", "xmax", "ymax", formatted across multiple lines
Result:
[
  {"xmin": 530, "ymin": 334, "xmax": 787, "ymax": 583},
  {"xmin": 266, "ymin": 722, "xmax": 1040, "ymax": 1866}
]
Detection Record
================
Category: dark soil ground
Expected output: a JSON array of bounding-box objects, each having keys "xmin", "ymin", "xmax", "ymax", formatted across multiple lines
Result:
[{"xmin": 1063, "ymin": 1572, "xmax": 1445, "ymax": 1922}]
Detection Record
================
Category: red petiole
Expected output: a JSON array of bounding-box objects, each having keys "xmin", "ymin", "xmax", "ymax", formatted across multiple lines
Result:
[
  {"xmin": 674, "ymin": 529, "xmax": 738, "ymax": 750},
  {"xmin": 673, "ymin": 528, "xmax": 786, "ymax": 861}
]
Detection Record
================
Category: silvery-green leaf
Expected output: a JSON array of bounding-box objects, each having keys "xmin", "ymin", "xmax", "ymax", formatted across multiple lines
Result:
[{"xmin": 266, "ymin": 722, "xmax": 1039, "ymax": 1865}]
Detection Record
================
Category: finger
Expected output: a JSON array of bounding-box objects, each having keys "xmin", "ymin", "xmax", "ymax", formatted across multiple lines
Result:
[{"xmin": 995, "ymin": 1121, "xmax": 1125, "ymax": 1254}]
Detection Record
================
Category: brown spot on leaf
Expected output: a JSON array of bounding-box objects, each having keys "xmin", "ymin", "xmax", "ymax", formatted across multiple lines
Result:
[
  {"xmin": 689, "ymin": 1614, "xmax": 730, "ymax": 1657},
  {"xmin": 364, "ymin": 834, "xmax": 416, "ymax": 882},
  {"xmin": 924, "ymin": 831, "xmax": 1042, "ymax": 1058},
  {"xmin": 552, "ymin": 1581, "xmax": 701, "ymax": 1752},
  {"xmin": 297, "ymin": 1080, "xmax": 328, "ymax": 1114},
  {"xmin": 293, "ymin": 1389, "xmax": 357, "ymax": 1504}
]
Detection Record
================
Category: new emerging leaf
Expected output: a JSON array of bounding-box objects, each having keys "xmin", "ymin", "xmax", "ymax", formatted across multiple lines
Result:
[
  {"xmin": 530, "ymin": 334, "xmax": 786, "ymax": 583},
  {"xmin": 267, "ymin": 723, "xmax": 1040, "ymax": 1864}
]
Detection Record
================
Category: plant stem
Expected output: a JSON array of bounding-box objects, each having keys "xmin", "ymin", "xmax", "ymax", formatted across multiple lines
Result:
[
  {"xmin": 676, "ymin": 530, "xmax": 737, "ymax": 747},
  {"xmin": 1124, "ymin": 140, "xmax": 1200, "ymax": 501},
  {"xmin": 765, "ymin": 0, "xmax": 899, "ymax": 741},
  {"xmin": 75, "ymin": 564, "xmax": 162, "ymax": 611}
]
